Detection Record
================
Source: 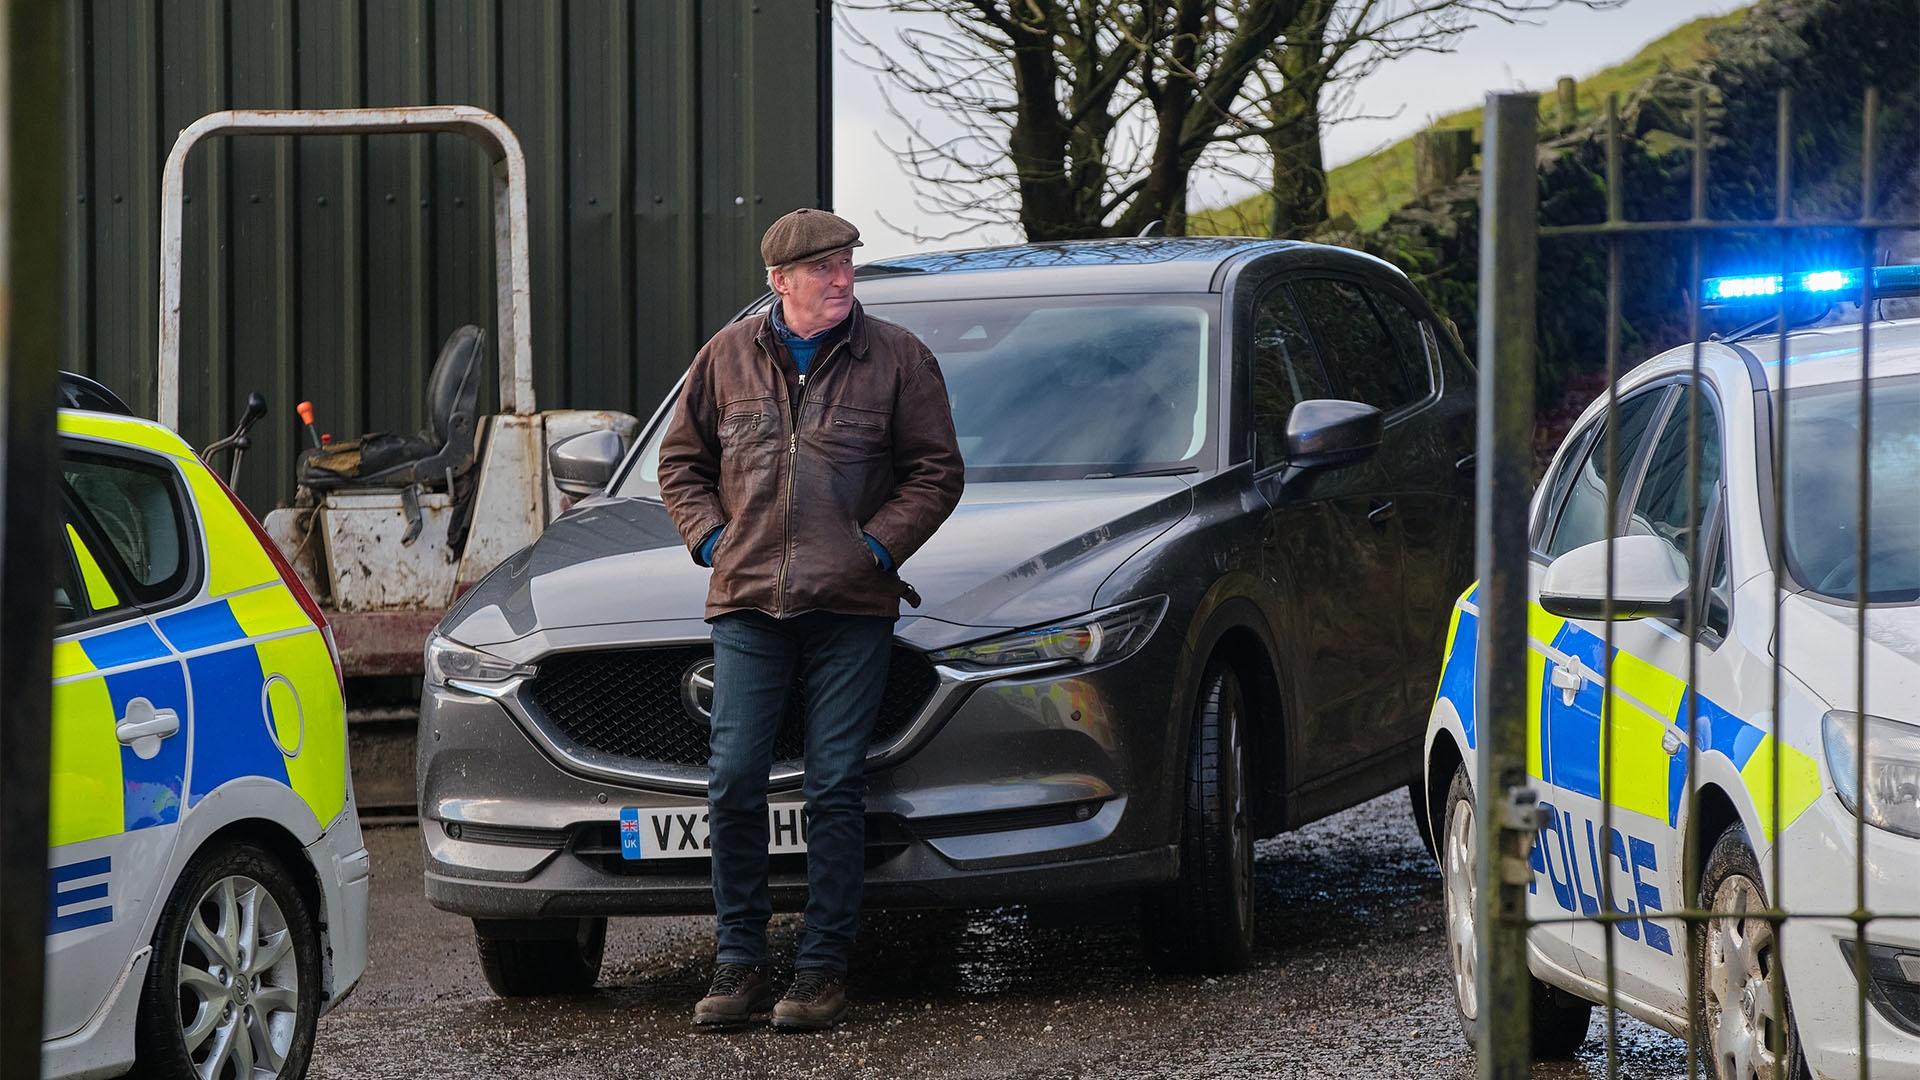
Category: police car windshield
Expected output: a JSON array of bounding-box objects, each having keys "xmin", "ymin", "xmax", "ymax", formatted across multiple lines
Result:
[
  {"xmin": 622, "ymin": 293, "xmax": 1217, "ymax": 489},
  {"xmin": 1780, "ymin": 374, "xmax": 1920, "ymax": 603}
]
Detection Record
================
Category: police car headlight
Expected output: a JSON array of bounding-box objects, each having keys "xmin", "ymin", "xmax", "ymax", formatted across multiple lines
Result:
[
  {"xmin": 1823, "ymin": 711, "xmax": 1920, "ymax": 840},
  {"xmin": 425, "ymin": 634, "xmax": 536, "ymax": 690},
  {"xmin": 929, "ymin": 596, "xmax": 1168, "ymax": 670}
]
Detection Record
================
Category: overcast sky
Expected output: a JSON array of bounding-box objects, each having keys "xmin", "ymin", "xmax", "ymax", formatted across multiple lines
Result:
[{"xmin": 834, "ymin": 0, "xmax": 1743, "ymax": 258}]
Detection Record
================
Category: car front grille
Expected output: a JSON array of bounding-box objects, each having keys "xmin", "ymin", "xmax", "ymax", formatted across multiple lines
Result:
[{"xmin": 519, "ymin": 643, "xmax": 941, "ymax": 774}]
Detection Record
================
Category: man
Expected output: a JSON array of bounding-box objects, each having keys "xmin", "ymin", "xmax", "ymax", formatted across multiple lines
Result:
[{"xmin": 657, "ymin": 208, "xmax": 964, "ymax": 1031}]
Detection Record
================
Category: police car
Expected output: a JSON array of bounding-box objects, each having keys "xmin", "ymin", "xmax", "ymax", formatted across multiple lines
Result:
[
  {"xmin": 45, "ymin": 376, "xmax": 368, "ymax": 1080},
  {"xmin": 1424, "ymin": 269, "xmax": 1920, "ymax": 1077}
]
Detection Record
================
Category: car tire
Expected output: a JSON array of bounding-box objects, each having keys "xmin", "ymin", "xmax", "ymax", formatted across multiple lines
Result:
[
  {"xmin": 474, "ymin": 917, "xmax": 607, "ymax": 997},
  {"xmin": 1145, "ymin": 659, "xmax": 1254, "ymax": 974},
  {"xmin": 1696, "ymin": 825, "xmax": 1808, "ymax": 1080},
  {"xmin": 1410, "ymin": 780, "xmax": 1437, "ymax": 861},
  {"xmin": 1440, "ymin": 765, "xmax": 1593, "ymax": 1059},
  {"xmin": 135, "ymin": 840, "xmax": 323, "ymax": 1080}
]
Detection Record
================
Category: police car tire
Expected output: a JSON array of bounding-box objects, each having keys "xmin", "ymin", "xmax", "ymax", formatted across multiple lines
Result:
[
  {"xmin": 135, "ymin": 841, "xmax": 322, "ymax": 1080},
  {"xmin": 1693, "ymin": 825, "xmax": 1810, "ymax": 1080},
  {"xmin": 1441, "ymin": 766, "xmax": 1593, "ymax": 1060},
  {"xmin": 474, "ymin": 917, "xmax": 606, "ymax": 997},
  {"xmin": 1144, "ymin": 660, "xmax": 1254, "ymax": 974}
]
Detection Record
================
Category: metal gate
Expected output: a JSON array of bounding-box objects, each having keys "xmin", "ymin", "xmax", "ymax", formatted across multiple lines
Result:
[{"xmin": 1475, "ymin": 86, "xmax": 1920, "ymax": 1078}]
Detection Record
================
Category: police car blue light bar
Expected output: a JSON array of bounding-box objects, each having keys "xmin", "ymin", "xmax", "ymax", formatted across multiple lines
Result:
[{"xmin": 1703, "ymin": 264, "xmax": 1920, "ymax": 306}]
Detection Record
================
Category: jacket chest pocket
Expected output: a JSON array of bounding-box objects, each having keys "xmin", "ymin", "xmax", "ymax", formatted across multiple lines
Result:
[
  {"xmin": 717, "ymin": 404, "xmax": 772, "ymax": 447},
  {"xmin": 814, "ymin": 405, "xmax": 890, "ymax": 460}
]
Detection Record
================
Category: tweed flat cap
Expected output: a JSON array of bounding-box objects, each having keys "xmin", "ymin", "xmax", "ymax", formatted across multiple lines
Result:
[{"xmin": 761, "ymin": 207, "xmax": 862, "ymax": 268}]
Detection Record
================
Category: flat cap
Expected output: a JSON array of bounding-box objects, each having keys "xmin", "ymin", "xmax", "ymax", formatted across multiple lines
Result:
[{"xmin": 761, "ymin": 207, "xmax": 862, "ymax": 268}]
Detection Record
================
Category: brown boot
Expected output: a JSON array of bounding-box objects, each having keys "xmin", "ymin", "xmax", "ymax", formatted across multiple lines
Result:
[
  {"xmin": 692, "ymin": 963, "xmax": 775, "ymax": 1029},
  {"xmin": 771, "ymin": 968, "xmax": 848, "ymax": 1031}
]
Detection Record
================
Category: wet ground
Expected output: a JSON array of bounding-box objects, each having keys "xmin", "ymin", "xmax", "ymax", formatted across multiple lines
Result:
[{"xmin": 313, "ymin": 792, "xmax": 1690, "ymax": 1079}]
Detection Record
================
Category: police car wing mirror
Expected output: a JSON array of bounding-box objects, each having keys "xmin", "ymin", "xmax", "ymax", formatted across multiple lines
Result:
[
  {"xmin": 1539, "ymin": 534, "xmax": 1691, "ymax": 621},
  {"xmin": 548, "ymin": 428, "xmax": 627, "ymax": 498},
  {"xmin": 1284, "ymin": 399, "xmax": 1381, "ymax": 474}
]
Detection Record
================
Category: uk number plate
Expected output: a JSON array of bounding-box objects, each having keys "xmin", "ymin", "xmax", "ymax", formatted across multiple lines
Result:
[{"xmin": 618, "ymin": 804, "xmax": 809, "ymax": 860}]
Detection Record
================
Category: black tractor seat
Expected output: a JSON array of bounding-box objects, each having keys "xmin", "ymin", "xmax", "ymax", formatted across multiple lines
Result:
[{"xmin": 300, "ymin": 325, "xmax": 485, "ymax": 493}]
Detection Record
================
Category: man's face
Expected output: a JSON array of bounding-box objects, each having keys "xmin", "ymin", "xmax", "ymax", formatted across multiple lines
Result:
[{"xmin": 774, "ymin": 248, "xmax": 856, "ymax": 333}]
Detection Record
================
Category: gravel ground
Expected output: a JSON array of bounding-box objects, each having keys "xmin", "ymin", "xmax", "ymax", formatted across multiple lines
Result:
[{"xmin": 312, "ymin": 792, "xmax": 1691, "ymax": 1079}]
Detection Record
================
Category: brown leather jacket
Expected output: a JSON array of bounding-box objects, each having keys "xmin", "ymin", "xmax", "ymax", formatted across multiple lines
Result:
[{"xmin": 658, "ymin": 302, "xmax": 965, "ymax": 620}]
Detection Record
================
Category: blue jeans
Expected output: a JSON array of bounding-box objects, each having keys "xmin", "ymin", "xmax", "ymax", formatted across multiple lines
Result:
[{"xmin": 707, "ymin": 610, "xmax": 894, "ymax": 971}]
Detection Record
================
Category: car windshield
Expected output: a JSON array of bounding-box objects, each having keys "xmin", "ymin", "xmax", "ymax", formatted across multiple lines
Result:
[
  {"xmin": 1779, "ymin": 373, "xmax": 1920, "ymax": 604},
  {"xmin": 620, "ymin": 293, "xmax": 1216, "ymax": 491}
]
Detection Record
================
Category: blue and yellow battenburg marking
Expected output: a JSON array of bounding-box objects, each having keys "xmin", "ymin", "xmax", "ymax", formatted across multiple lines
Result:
[
  {"xmin": 49, "ymin": 416, "xmax": 348, "ymax": 863},
  {"xmin": 1434, "ymin": 584, "xmax": 1820, "ymax": 841}
]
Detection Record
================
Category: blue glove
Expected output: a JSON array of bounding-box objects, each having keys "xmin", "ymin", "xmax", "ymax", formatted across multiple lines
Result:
[
  {"xmin": 863, "ymin": 532, "xmax": 894, "ymax": 572},
  {"xmin": 696, "ymin": 525, "xmax": 724, "ymax": 567}
]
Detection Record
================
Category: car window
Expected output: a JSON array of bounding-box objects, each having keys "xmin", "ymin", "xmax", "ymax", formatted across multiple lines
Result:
[
  {"xmin": 1628, "ymin": 386, "xmax": 1721, "ymax": 557},
  {"xmin": 1250, "ymin": 283, "xmax": 1333, "ymax": 469},
  {"xmin": 1704, "ymin": 525, "xmax": 1731, "ymax": 639},
  {"xmin": 62, "ymin": 450, "xmax": 192, "ymax": 605},
  {"xmin": 1544, "ymin": 388, "xmax": 1667, "ymax": 558},
  {"xmin": 1374, "ymin": 290, "xmax": 1438, "ymax": 396},
  {"xmin": 1292, "ymin": 278, "xmax": 1420, "ymax": 413},
  {"xmin": 1533, "ymin": 423, "xmax": 1599, "ymax": 551}
]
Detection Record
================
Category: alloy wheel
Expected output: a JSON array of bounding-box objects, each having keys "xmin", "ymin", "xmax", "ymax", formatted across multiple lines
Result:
[
  {"xmin": 1443, "ymin": 795, "xmax": 1479, "ymax": 1021},
  {"xmin": 1704, "ymin": 874, "xmax": 1783, "ymax": 1080},
  {"xmin": 177, "ymin": 875, "xmax": 301, "ymax": 1079}
]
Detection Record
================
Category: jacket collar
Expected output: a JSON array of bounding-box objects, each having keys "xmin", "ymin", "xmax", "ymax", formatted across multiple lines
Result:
[{"xmin": 757, "ymin": 300, "xmax": 869, "ymax": 360}]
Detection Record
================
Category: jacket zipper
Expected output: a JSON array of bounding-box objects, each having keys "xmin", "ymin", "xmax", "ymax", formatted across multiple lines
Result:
[{"xmin": 774, "ymin": 340, "xmax": 848, "ymax": 616}]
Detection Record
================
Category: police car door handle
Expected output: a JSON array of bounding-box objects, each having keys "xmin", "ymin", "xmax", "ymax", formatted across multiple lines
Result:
[
  {"xmin": 1549, "ymin": 662, "xmax": 1584, "ymax": 705},
  {"xmin": 1662, "ymin": 729, "xmax": 1686, "ymax": 756},
  {"xmin": 116, "ymin": 698, "xmax": 180, "ymax": 758}
]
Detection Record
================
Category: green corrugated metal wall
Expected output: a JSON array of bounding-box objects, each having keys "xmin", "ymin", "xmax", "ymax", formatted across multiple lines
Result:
[{"xmin": 66, "ymin": 0, "xmax": 830, "ymax": 511}]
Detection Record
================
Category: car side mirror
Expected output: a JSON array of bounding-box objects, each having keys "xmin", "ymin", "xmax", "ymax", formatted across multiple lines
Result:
[
  {"xmin": 1285, "ymin": 399, "xmax": 1382, "ymax": 472},
  {"xmin": 548, "ymin": 429, "xmax": 627, "ymax": 498},
  {"xmin": 1539, "ymin": 534, "xmax": 1691, "ymax": 621}
]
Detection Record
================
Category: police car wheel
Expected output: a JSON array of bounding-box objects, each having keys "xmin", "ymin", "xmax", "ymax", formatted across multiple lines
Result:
[
  {"xmin": 1441, "ymin": 765, "xmax": 1593, "ymax": 1059},
  {"xmin": 474, "ymin": 917, "xmax": 607, "ymax": 997},
  {"xmin": 1144, "ymin": 660, "xmax": 1254, "ymax": 974},
  {"xmin": 135, "ymin": 841, "xmax": 322, "ymax": 1080},
  {"xmin": 1696, "ymin": 825, "xmax": 1808, "ymax": 1080}
]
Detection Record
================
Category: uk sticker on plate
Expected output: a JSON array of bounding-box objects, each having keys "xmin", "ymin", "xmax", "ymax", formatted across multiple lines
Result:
[{"xmin": 619, "ymin": 804, "xmax": 809, "ymax": 860}]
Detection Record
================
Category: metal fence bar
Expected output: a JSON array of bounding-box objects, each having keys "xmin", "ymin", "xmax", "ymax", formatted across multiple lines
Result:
[
  {"xmin": 1682, "ymin": 83, "xmax": 1710, "ymax": 1080},
  {"xmin": 1473, "ymin": 90, "xmax": 1542, "ymax": 1080},
  {"xmin": 1598, "ymin": 91, "xmax": 1625, "ymax": 1080},
  {"xmin": 0, "ymin": 0, "xmax": 67, "ymax": 1071}
]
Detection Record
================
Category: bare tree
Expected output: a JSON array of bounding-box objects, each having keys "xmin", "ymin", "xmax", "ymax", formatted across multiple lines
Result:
[
  {"xmin": 847, "ymin": 0, "xmax": 1617, "ymax": 243},
  {"xmin": 846, "ymin": 1, "xmax": 1301, "ymax": 242}
]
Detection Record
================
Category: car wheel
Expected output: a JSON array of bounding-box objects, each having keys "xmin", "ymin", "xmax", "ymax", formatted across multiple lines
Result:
[
  {"xmin": 135, "ymin": 840, "xmax": 322, "ymax": 1080},
  {"xmin": 1145, "ymin": 659, "xmax": 1254, "ymax": 974},
  {"xmin": 1697, "ymin": 825, "xmax": 1806, "ymax": 1080},
  {"xmin": 1440, "ymin": 765, "xmax": 1593, "ymax": 1059},
  {"xmin": 474, "ymin": 917, "xmax": 606, "ymax": 997}
]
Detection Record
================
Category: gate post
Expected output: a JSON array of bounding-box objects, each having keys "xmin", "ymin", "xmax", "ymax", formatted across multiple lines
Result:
[{"xmin": 1474, "ymin": 91, "xmax": 1541, "ymax": 1080}]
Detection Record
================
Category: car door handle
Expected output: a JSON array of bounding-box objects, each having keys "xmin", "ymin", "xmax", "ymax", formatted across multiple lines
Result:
[
  {"xmin": 1367, "ymin": 498, "xmax": 1396, "ymax": 526},
  {"xmin": 1549, "ymin": 662, "xmax": 1584, "ymax": 705},
  {"xmin": 116, "ymin": 697, "xmax": 180, "ymax": 760},
  {"xmin": 1662, "ymin": 729, "xmax": 1686, "ymax": 756}
]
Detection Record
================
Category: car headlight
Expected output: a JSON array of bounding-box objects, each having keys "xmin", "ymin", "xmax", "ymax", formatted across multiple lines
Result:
[
  {"xmin": 1822, "ymin": 710, "xmax": 1920, "ymax": 840},
  {"xmin": 929, "ymin": 596, "xmax": 1168, "ymax": 669},
  {"xmin": 424, "ymin": 633, "xmax": 536, "ymax": 690}
]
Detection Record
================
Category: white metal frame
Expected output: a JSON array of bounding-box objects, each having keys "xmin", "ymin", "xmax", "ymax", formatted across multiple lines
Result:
[{"xmin": 156, "ymin": 106, "xmax": 537, "ymax": 430}]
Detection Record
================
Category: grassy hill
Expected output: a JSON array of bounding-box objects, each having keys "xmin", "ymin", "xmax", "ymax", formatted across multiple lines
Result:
[{"xmin": 1191, "ymin": 8, "xmax": 1749, "ymax": 236}]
